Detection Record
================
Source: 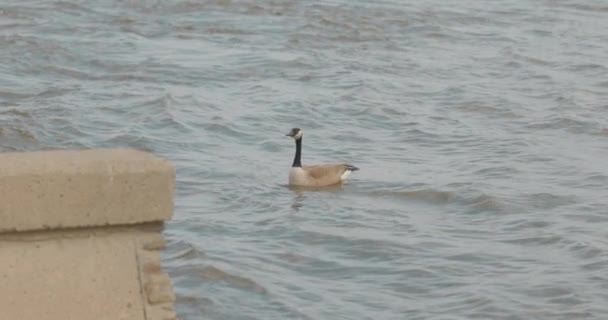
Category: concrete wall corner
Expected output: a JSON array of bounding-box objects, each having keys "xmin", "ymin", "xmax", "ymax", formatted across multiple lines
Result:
[{"xmin": 0, "ymin": 148, "xmax": 177, "ymax": 320}]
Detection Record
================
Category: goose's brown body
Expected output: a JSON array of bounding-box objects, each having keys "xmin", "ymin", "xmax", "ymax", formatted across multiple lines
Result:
[{"xmin": 289, "ymin": 165, "xmax": 355, "ymax": 187}]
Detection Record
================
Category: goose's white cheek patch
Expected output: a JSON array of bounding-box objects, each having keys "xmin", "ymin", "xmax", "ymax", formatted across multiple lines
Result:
[{"xmin": 340, "ymin": 170, "xmax": 352, "ymax": 181}]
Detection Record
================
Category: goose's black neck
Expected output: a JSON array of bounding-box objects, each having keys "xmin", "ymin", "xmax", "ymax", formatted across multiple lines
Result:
[{"xmin": 292, "ymin": 137, "xmax": 302, "ymax": 167}]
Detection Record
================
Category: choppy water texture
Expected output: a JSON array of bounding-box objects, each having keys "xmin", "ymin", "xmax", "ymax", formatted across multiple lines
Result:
[{"xmin": 2, "ymin": 0, "xmax": 608, "ymax": 319}]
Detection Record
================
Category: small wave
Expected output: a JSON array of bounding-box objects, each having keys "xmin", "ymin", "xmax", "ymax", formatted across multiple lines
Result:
[
  {"xmin": 175, "ymin": 293, "xmax": 215, "ymax": 307},
  {"xmin": 527, "ymin": 116, "xmax": 605, "ymax": 136},
  {"xmin": 580, "ymin": 260, "xmax": 608, "ymax": 271},
  {"xmin": 522, "ymin": 193, "xmax": 579, "ymax": 210},
  {"xmin": 204, "ymin": 27, "xmax": 256, "ymax": 36},
  {"xmin": 506, "ymin": 50, "xmax": 555, "ymax": 67},
  {"xmin": 564, "ymin": 241, "xmax": 603, "ymax": 261},
  {"xmin": 1, "ymin": 127, "xmax": 37, "ymax": 140},
  {"xmin": 55, "ymin": 1, "xmax": 105, "ymax": 16},
  {"xmin": 174, "ymin": 293, "xmax": 214, "ymax": 320},
  {"xmin": 99, "ymin": 133, "xmax": 150, "ymax": 151},
  {"xmin": 167, "ymin": 262, "xmax": 267, "ymax": 295},
  {"xmin": 0, "ymin": 88, "xmax": 72, "ymax": 101},
  {"xmin": 361, "ymin": 185, "xmax": 508, "ymax": 213},
  {"xmin": 204, "ymin": 123, "xmax": 248, "ymax": 140},
  {"xmin": 290, "ymin": 4, "xmax": 408, "ymax": 45},
  {"xmin": 381, "ymin": 107, "xmax": 410, "ymax": 116},
  {"xmin": 367, "ymin": 189, "xmax": 457, "ymax": 204},
  {"xmin": 457, "ymin": 102, "xmax": 522, "ymax": 119},
  {"xmin": 164, "ymin": 240, "xmax": 207, "ymax": 261},
  {"xmin": 40, "ymin": 65, "xmax": 96, "ymax": 81},
  {"xmin": 566, "ymin": 63, "xmax": 608, "ymax": 73},
  {"xmin": 563, "ymin": 3, "xmax": 608, "ymax": 12},
  {"xmin": 275, "ymin": 252, "xmax": 317, "ymax": 264},
  {"xmin": 175, "ymin": 293, "xmax": 214, "ymax": 306},
  {"xmin": 523, "ymin": 284, "xmax": 576, "ymax": 299},
  {"xmin": 465, "ymin": 194, "xmax": 505, "ymax": 211},
  {"xmin": 498, "ymin": 235, "xmax": 562, "ymax": 246},
  {"xmin": 0, "ymin": 108, "xmax": 32, "ymax": 118},
  {"xmin": 501, "ymin": 219, "xmax": 552, "ymax": 232},
  {"xmin": 473, "ymin": 166, "xmax": 520, "ymax": 178},
  {"xmin": 200, "ymin": 265, "xmax": 267, "ymax": 295}
]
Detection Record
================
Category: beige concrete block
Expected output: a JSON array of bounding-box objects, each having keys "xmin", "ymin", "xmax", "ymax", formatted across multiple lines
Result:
[
  {"xmin": 0, "ymin": 235, "xmax": 145, "ymax": 320},
  {"xmin": 0, "ymin": 149, "xmax": 175, "ymax": 232},
  {"xmin": 137, "ymin": 232, "xmax": 177, "ymax": 320},
  {"xmin": 145, "ymin": 273, "xmax": 175, "ymax": 305}
]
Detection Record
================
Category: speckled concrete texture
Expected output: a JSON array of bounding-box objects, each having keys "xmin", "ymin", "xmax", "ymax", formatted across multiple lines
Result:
[
  {"xmin": 1, "ymin": 231, "xmax": 145, "ymax": 320},
  {"xmin": 0, "ymin": 149, "xmax": 175, "ymax": 232},
  {"xmin": 0, "ymin": 226, "xmax": 176, "ymax": 320},
  {"xmin": 0, "ymin": 149, "xmax": 176, "ymax": 320}
]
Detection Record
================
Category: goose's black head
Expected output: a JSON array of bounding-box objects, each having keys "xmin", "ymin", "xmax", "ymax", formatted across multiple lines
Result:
[{"xmin": 286, "ymin": 127, "xmax": 303, "ymax": 140}]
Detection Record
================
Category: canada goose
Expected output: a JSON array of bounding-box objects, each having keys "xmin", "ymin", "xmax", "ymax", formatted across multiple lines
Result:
[{"xmin": 286, "ymin": 127, "xmax": 359, "ymax": 187}]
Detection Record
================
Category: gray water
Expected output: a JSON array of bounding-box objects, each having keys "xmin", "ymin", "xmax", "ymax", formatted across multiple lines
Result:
[{"xmin": 2, "ymin": 0, "xmax": 608, "ymax": 319}]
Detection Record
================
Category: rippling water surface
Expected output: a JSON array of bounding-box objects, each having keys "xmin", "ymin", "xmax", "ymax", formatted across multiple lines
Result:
[{"xmin": 2, "ymin": 0, "xmax": 608, "ymax": 319}]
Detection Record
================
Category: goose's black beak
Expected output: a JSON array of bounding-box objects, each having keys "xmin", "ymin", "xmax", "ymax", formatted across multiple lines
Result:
[{"xmin": 286, "ymin": 131, "xmax": 294, "ymax": 137}]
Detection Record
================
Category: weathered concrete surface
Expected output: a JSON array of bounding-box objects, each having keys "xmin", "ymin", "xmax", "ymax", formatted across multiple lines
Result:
[
  {"xmin": 0, "ymin": 225, "xmax": 176, "ymax": 320},
  {"xmin": 1, "ymin": 230, "xmax": 144, "ymax": 320},
  {"xmin": 0, "ymin": 149, "xmax": 176, "ymax": 320},
  {"xmin": 0, "ymin": 148, "xmax": 175, "ymax": 232}
]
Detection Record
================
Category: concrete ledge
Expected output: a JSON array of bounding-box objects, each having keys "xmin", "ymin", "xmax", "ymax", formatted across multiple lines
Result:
[
  {"xmin": 0, "ymin": 149, "xmax": 176, "ymax": 320},
  {"xmin": 0, "ymin": 149, "xmax": 175, "ymax": 232}
]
